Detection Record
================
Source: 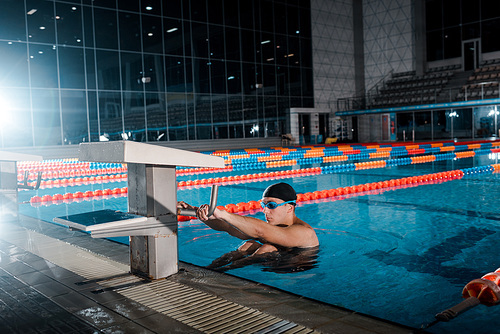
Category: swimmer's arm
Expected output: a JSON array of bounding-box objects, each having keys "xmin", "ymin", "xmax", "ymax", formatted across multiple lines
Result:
[
  {"xmin": 208, "ymin": 208, "xmax": 318, "ymax": 248},
  {"xmin": 177, "ymin": 201, "xmax": 250, "ymax": 240}
]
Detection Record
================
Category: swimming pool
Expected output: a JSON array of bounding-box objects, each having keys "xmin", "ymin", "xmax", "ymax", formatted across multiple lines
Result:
[{"xmin": 18, "ymin": 145, "xmax": 500, "ymax": 333}]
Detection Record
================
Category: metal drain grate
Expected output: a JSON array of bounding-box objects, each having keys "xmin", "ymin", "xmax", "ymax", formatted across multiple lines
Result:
[{"xmin": 1, "ymin": 224, "xmax": 319, "ymax": 334}]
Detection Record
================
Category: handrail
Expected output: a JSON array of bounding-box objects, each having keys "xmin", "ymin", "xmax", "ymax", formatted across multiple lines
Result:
[
  {"xmin": 177, "ymin": 185, "xmax": 219, "ymax": 217},
  {"xmin": 18, "ymin": 171, "xmax": 42, "ymax": 190},
  {"xmin": 336, "ymin": 80, "xmax": 500, "ymax": 112}
]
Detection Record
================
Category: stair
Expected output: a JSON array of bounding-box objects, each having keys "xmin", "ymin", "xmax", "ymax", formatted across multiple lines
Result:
[{"xmin": 436, "ymin": 70, "xmax": 473, "ymax": 103}]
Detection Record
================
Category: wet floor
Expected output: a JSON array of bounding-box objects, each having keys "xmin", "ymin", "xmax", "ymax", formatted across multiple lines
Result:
[{"xmin": 0, "ymin": 213, "xmax": 417, "ymax": 333}]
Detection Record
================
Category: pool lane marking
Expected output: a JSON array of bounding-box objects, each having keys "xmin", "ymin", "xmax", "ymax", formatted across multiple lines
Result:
[{"xmin": 27, "ymin": 163, "xmax": 499, "ymax": 208}]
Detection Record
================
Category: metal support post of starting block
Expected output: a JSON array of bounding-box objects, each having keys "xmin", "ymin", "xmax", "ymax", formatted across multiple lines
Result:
[
  {"xmin": 0, "ymin": 151, "xmax": 42, "ymax": 222},
  {"xmin": 54, "ymin": 141, "xmax": 224, "ymax": 280}
]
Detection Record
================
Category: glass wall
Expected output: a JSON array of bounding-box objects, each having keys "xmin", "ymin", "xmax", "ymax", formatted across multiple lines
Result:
[
  {"xmin": 395, "ymin": 107, "xmax": 496, "ymax": 141},
  {"xmin": 0, "ymin": 0, "xmax": 313, "ymax": 148},
  {"xmin": 426, "ymin": 0, "xmax": 500, "ymax": 61}
]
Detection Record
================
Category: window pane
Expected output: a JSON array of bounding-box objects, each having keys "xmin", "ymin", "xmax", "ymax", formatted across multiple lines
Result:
[
  {"xmin": 426, "ymin": 0, "xmax": 442, "ymax": 31},
  {"xmin": 123, "ymin": 91, "xmax": 146, "ymax": 142},
  {"xmin": 164, "ymin": 0, "xmax": 182, "ymax": 18},
  {"xmin": 141, "ymin": 0, "xmax": 162, "ymax": 16},
  {"xmin": 164, "ymin": 18, "xmax": 184, "ymax": 56},
  {"xmin": 0, "ymin": 0, "xmax": 26, "ymax": 41},
  {"xmin": 225, "ymin": 27, "xmax": 240, "ymax": 61},
  {"xmin": 142, "ymin": 14, "xmax": 163, "ymax": 54},
  {"xmin": 210, "ymin": 60, "xmax": 226, "ymax": 94},
  {"xmin": 288, "ymin": 37, "xmax": 300, "ymax": 66},
  {"xmin": 287, "ymin": 5, "xmax": 300, "ymax": 35},
  {"xmin": 227, "ymin": 61, "xmax": 242, "ymax": 94},
  {"xmin": 213, "ymin": 95, "xmax": 228, "ymax": 139},
  {"xmin": 94, "ymin": 8, "xmax": 118, "ymax": 49},
  {"xmin": 167, "ymin": 97, "xmax": 186, "ymax": 140},
  {"xmin": 263, "ymin": 64, "xmax": 276, "ymax": 95},
  {"xmin": 462, "ymin": 0, "xmax": 480, "ymax": 24},
  {"xmin": 146, "ymin": 92, "xmax": 166, "ymax": 141},
  {"xmin": 209, "ymin": 25, "xmax": 224, "ymax": 60},
  {"xmin": 191, "ymin": 22, "xmax": 208, "ymax": 59},
  {"xmin": 98, "ymin": 91, "xmax": 122, "ymax": 141},
  {"xmin": 239, "ymin": 1, "xmax": 254, "ymax": 30},
  {"xmin": 259, "ymin": 0, "xmax": 274, "ymax": 33},
  {"xmin": 32, "ymin": 89, "xmax": 61, "ymax": 146},
  {"xmin": 443, "ymin": 27, "xmax": 461, "ymax": 58},
  {"xmin": 59, "ymin": 47, "xmax": 85, "ymax": 89},
  {"xmin": 0, "ymin": 88, "xmax": 33, "ymax": 147},
  {"xmin": 462, "ymin": 22, "xmax": 480, "ymax": 40},
  {"xmin": 30, "ymin": 44, "xmax": 58, "ymax": 88},
  {"xmin": 165, "ymin": 55, "xmax": 186, "ymax": 92},
  {"xmin": 119, "ymin": 12, "xmax": 141, "ymax": 52},
  {"xmin": 96, "ymin": 50, "xmax": 120, "ymax": 90},
  {"xmin": 83, "ymin": 6, "xmax": 94, "ymax": 48},
  {"xmin": 190, "ymin": 0, "xmax": 207, "ymax": 22},
  {"xmin": 208, "ymin": 0, "xmax": 223, "ymax": 24},
  {"xmin": 224, "ymin": 1, "xmax": 239, "ymax": 27},
  {"xmin": 118, "ymin": 0, "xmax": 139, "ymax": 13},
  {"xmin": 481, "ymin": 0, "xmax": 500, "ymax": 20},
  {"xmin": 442, "ymin": 0, "xmax": 459, "ymax": 27},
  {"xmin": 275, "ymin": 35, "xmax": 288, "ymax": 65},
  {"xmin": 0, "ymin": 41, "xmax": 29, "ymax": 88},
  {"xmin": 85, "ymin": 49, "xmax": 97, "ymax": 89},
  {"xmin": 482, "ymin": 18, "xmax": 500, "ymax": 53},
  {"xmin": 92, "ymin": 0, "xmax": 116, "ymax": 9},
  {"xmin": 121, "ymin": 52, "xmax": 143, "ymax": 92},
  {"xmin": 426, "ymin": 30, "xmax": 443, "ymax": 61},
  {"xmin": 241, "ymin": 30, "xmax": 256, "ymax": 62},
  {"xmin": 88, "ymin": 91, "xmax": 99, "ymax": 142},
  {"xmin": 242, "ymin": 62, "xmax": 256, "ymax": 93},
  {"xmin": 194, "ymin": 59, "xmax": 210, "ymax": 94},
  {"xmin": 414, "ymin": 111, "xmax": 433, "ymax": 141},
  {"xmin": 143, "ymin": 54, "xmax": 165, "ymax": 92},
  {"xmin": 26, "ymin": 0, "xmax": 56, "ymax": 44},
  {"xmin": 56, "ymin": 3, "xmax": 83, "ymax": 46},
  {"xmin": 432, "ymin": 110, "xmax": 451, "ymax": 140},
  {"xmin": 195, "ymin": 95, "xmax": 212, "ymax": 140},
  {"xmin": 61, "ymin": 90, "xmax": 88, "ymax": 145}
]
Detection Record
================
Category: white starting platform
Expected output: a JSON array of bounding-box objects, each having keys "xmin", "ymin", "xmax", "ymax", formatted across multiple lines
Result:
[
  {"xmin": 0, "ymin": 151, "xmax": 42, "ymax": 221},
  {"xmin": 54, "ymin": 141, "xmax": 224, "ymax": 280}
]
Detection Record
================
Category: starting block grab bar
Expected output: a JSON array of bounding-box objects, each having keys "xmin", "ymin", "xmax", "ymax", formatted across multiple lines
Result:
[{"xmin": 177, "ymin": 185, "xmax": 219, "ymax": 217}]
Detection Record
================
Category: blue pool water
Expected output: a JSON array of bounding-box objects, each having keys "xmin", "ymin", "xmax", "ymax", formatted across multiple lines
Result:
[{"xmin": 19, "ymin": 153, "xmax": 500, "ymax": 333}]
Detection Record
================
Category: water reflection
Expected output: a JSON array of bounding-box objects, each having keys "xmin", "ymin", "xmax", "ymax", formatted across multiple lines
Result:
[{"xmin": 207, "ymin": 246, "xmax": 320, "ymax": 274}]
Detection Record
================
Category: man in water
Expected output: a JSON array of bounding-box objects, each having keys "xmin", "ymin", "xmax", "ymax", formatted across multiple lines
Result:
[{"xmin": 177, "ymin": 182, "xmax": 319, "ymax": 268}]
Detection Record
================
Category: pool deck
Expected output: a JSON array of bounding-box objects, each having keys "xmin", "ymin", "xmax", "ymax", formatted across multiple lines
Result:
[{"xmin": 0, "ymin": 214, "xmax": 419, "ymax": 334}]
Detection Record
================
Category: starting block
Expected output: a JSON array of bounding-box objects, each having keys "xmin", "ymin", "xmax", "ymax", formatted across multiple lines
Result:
[
  {"xmin": 0, "ymin": 151, "xmax": 42, "ymax": 221},
  {"xmin": 54, "ymin": 141, "xmax": 224, "ymax": 280}
]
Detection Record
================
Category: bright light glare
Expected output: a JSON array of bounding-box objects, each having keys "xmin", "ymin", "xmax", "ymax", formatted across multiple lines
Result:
[
  {"xmin": 0, "ymin": 96, "xmax": 14, "ymax": 128},
  {"xmin": 99, "ymin": 134, "xmax": 109, "ymax": 141},
  {"xmin": 487, "ymin": 109, "xmax": 499, "ymax": 117}
]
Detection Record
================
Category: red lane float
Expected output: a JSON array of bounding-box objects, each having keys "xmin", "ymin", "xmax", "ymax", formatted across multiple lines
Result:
[
  {"xmin": 29, "ymin": 187, "xmax": 128, "ymax": 206},
  {"xmin": 178, "ymin": 167, "xmax": 322, "ymax": 188},
  {"xmin": 426, "ymin": 267, "xmax": 500, "ymax": 328},
  {"xmin": 178, "ymin": 169, "xmax": 466, "ymax": 221}
]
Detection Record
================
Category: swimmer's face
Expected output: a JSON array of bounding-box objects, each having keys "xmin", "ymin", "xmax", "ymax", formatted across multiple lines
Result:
[{"xmin": 261, "ymin": 196, "xmax": 294, "ymax": 225}]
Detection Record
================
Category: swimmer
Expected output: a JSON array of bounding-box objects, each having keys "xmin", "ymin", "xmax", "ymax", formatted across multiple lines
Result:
[{"xmin": 177, "ymin": 182, "xmax": 319, "ymax": 265}]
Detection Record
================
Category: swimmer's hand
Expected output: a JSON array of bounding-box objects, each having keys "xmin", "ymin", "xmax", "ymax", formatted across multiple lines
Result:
[
  {"xmin": 177, "ymin": 201, "xmax": 197, "ymax": 211},
  {"xmin": 197, "ymin": 204, "xmax": 223, "ymax": 221}
]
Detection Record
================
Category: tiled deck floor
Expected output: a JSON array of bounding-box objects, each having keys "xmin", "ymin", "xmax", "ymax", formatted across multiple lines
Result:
[{"xmin": 0, "ymin": 214, "xmax": 418, "ymax": 333}]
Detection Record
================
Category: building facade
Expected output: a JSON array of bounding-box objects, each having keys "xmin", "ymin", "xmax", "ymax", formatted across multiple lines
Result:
[{"xmin": 0, "ymin": 0, "xmax": 313, "ymax": 149}]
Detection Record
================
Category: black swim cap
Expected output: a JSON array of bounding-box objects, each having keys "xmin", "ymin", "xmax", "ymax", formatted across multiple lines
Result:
[{"xmin": 262, "ymin": 182, "xmax": 297, "ymax": 202}]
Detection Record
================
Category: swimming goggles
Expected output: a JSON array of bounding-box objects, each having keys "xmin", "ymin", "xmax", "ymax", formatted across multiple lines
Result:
[{"xmin": 260, "ymin": 200, "xmax": 296, "ymax": 209}]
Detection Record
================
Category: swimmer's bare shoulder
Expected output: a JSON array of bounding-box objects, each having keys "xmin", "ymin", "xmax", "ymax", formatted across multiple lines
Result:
[{"xmin": 291, "ymin": 218, "xmax": 319, "ymax": 247}]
